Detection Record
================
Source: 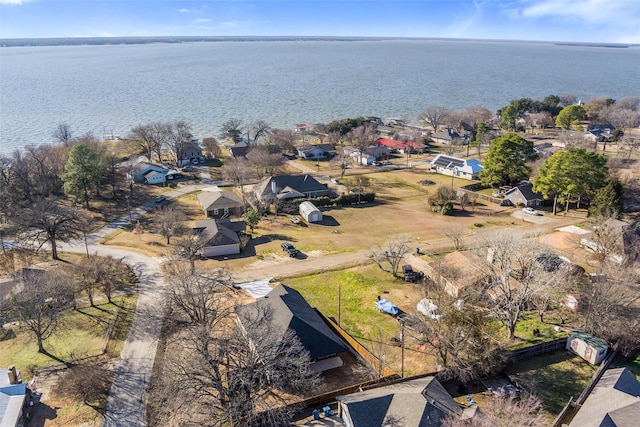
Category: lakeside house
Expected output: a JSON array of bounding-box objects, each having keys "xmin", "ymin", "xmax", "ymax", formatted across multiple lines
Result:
[
  {"xmin": 430, "ymin": 155, "xmax": 483, "ymax": 180},
  {"xmin": 253, "ymin": 175, "xmax": 329, "ymax": 202},
  {"xmin": 375, "ymin": 137, "xmax": 424, "ymax": 154},
  {"xmin": 236, "ymin": 284, "xmax": 347, "ymax": 373}
]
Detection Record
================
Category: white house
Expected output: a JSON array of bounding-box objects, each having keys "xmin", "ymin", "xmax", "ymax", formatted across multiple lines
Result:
[
  {"xmin": 431, "ymin": 155, "xmax": 483, "ymax": 180},
  {"xmin": 127, "ymin": 161, "xmax": 170, "ymax": 184},
  {"xmin": 299, "ymin": 201, "xmax": 322, "ymax": 223}
]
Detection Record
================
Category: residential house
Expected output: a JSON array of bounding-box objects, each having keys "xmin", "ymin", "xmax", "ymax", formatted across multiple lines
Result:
[
  {"xmin": 430, "ymin": 155, "xmax": 483, "ymax": 180},
  {"xmin": 425, "ymin": 250, "xmax": 488, "ymax": 298},
  {"xmin": 566, "ymin": 331, "xmax": 609, "ymax": 365},
  {"xmin": 0, "ymin": 366, "xmax": 27, "ymax": 427},
  {"xmin": 193, "ymin": 219, "xmax": 246, "ymax": 257},
  {"xmin": 294, "ymin": 124, "xmax": 310, "ymax": 133},
  {"xmin": 297, "ymin": 143, "xmax": 337, "ymax": 160},
  {"xmin": 583, "ymin": 125, "xmax": 614, "ymax": 144},
  {"xmin": 375, "ymin": 137, "xmax": 424, "ymax": 154},
  {"xmin": 345, "ymin": 145, "xmax": 390, "ymax": 165},
  {"xmin": 504, "ymin": 181, "xmax": 544, "ymax": 207},
  {"xmin": 581, "ymin": 219, "xmax": 640, "ymax": 264},
  {"xmin": 569, "ymin": 367, "xmax": 640, "ymax": 426},
  {"xmin": 229, "ymin": 141, "xmax": 249, "ymax": 158},
  {"xmin": 253, "ymin": 175, "xmax": 329, "ymax": 202},
  {"xmin": 430, "ymin": 129, "xmax": 469, "ymax": 145},
  {"xmin": 337, "ymin": 376, "xmax": 472, "ymax": 427},
  {"xmin": 236, "ymin": 284, "xmax": 347, "ymax": 373},
  {"xmin": 197, "ymin": 190, "xmax": 243, "ymax": 219},
  {"xmin": 175, "ymin": 141, "xmax": 203, "ymax": 166},
  {"xmin": 128, "ymin": 161, "xmax": 170, "ymax": 184}
]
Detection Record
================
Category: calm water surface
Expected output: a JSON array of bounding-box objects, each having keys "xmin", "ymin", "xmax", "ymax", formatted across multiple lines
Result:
[{"xmin": 1, "ymin": 40, "xmax": 639, "ymax": 154}]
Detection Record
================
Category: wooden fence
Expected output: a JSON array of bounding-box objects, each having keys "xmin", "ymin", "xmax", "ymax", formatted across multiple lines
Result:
[
  {"xmin": 457, "ymin": 183, "xmax": 502, "ymax": 205},
  {"xmin": 316, "ymin": 309, "xmax": 397, "ymax": 378},
  {"xmin": 510, "ymin": 338, "xmax": 567, "ymax": 362}
]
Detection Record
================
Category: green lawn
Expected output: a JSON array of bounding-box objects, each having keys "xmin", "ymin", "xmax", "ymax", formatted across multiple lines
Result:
[
  {"xmin": 506, "ymin": 350, "xmax": 597, "ymax": 417},
  {"xmin": 0, "ymin": 295, "xmax": 137, "ymax": 376}
]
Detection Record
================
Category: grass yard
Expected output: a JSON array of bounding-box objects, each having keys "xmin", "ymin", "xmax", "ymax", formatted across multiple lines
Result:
[
  {"xmin": 506, "ymin": 350, "xmax": 597, "ymax": 420},
  {"xmin": 284, "ymin": 263, "xmax": 437, "ymax": 377},
  {"xmin": 0, "ymin": 294, "xmax": 137, "ymax": 376}
]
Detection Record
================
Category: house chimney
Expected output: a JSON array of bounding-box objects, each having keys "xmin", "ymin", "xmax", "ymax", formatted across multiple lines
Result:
[
  {"xmin": 7, "ymin": 365, "xmax": 18, "ymax": 384},
  {"xmin": 271, "ymin": 180, "xmax": 277, "ymax": 195}
]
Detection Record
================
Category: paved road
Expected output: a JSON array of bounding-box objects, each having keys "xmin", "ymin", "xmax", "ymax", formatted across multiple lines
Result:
[{"xmin": 54, "ymin": 181, "xmax": 584, "ymax": 427}]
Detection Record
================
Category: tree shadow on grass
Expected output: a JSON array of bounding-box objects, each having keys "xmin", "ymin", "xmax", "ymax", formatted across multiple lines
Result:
[{"xmin": 26, "ymin": 401, "xmax": 58, "ymax": 427}]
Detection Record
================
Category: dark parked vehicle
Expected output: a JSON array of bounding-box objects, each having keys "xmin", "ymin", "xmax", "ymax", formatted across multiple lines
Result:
[
  {"xmin": 499, "ymin": 199, "xmax": 514, "ymax": 207},
  {"xmin": 402, "ymin": 265, "xmax": 417, "ymax": 282},
  {"xmin": 281, "ymin": 242, "xmax": 299, "ymax": 257}
]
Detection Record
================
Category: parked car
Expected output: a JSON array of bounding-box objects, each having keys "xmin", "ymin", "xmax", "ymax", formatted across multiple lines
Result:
[
  {"xmin": 372, "ymin": 161, "xmax": 381, "ymax": 167},
  {"xmin": 154, "ymin": 195, "xmax": 166, "ymax": 203},
  {"xmin": 281, "ymin": 242, "xmax": 299, "ymax": 257},
  {"xmin": 499, "ymin": 199, "xmax": 514, "ymax": 207},
  {"xmin": 522, "ymin": 207, "xmax": 541, "ymax": 216},
  {"xmin": 330, "ymin": 178, "xmax": 341, "ymax": 184},
  {"xmin": 402, "ymin": 265, "xmax": 417, "ymax": 282}
]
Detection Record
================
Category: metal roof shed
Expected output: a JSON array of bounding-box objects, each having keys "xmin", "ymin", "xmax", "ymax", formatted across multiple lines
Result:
[{"xmin": 299, "ymin": 201, "xmax": 322, "ymax": 223}]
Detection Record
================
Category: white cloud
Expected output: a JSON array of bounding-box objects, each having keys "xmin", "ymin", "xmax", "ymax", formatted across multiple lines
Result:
[
  {"xmin": 0, "ymin": 0, "xmax": 31, "ymax": 4},
  {"xmin": 443, "ymin": 0, "xmax": 484, "ymax": 38},
  {"xmin": 520, "ymin": 0, "xmax": 637, "ymax": 25},
  {"xmin": 176, "ymin": 8, "xmax": 190, "ymax": 13},
  {"xmin": 193, "ymin": 18, "xmax": 212, "ymax": 23}
]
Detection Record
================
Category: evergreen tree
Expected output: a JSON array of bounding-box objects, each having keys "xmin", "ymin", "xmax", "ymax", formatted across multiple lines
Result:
[
  {"xmin": 588, "ymin": 179, "xmax": 624, "ymax": 219},
  {"xmin": 62, "ymin": 143, "xmax": 103, "ymax": 209},
  {"xmin": 479, "ymin": 133, "xmax": 536, "ymax": 187}
]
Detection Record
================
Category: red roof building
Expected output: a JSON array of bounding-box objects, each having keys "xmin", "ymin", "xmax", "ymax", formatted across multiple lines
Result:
[{"xmin": 376, "ymin": 137, "xmax": 423, "ymax": 153}]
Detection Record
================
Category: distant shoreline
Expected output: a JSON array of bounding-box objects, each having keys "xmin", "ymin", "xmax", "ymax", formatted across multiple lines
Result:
[{"xmin": 0, "ymin": 35, "xmax": 633, "ymax": 48}]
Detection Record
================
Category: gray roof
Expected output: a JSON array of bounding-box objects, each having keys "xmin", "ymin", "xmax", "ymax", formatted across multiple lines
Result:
[
  {"xmin": 236, "ymin": 284, "xmax": 346, "ymax": 361},
  {"xmin": 254, "ymin": 175, "xmax": 327, "ymax": 200},
  {"xmin": 197, "ymin": 190, "xmax": 243, "ymax": 212},
  {"xmin": 570, "ymin": 368, "xmax": 640, "ymax": 427},
  {"xmin": 337, "ymin": 377, "xmax": 462, "ymax": 427},
  {"xmin": 0, "ymin": 368, "xmax": 26, "ymax": 427},
  {"xmin": 505, "ymin": 181, "xmax": 543, "ymax": 202},
  {"xmin": 193, "ymin": 219, "xmax": 244, "ymax": 246},
  {"xmin": 229, "ymin": 142, "xmax": 249, "ymax": 157}
]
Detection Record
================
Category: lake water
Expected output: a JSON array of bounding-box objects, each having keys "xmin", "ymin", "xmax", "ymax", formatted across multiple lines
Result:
[{"xmin": 1, "ymin": 39, "xmax": 639, "ymax": 155}]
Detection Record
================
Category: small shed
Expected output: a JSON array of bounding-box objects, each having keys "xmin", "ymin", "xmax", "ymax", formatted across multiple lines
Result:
[
  {"xmin": 566, "ymin": 331, "xmax": 609, "ymax": 365},
  {"xmin": 299, "ymin": 201, "xmax": 322, "ymax": 223}
]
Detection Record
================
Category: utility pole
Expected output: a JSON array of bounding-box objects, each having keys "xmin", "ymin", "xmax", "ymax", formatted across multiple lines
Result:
[
  {"xmin": 338, "ymin": 283, "xmax": 341, "ymax": 327},
  {"xmin": 401, "ymin": 323, "xmax": 405, "ymax": 378}
]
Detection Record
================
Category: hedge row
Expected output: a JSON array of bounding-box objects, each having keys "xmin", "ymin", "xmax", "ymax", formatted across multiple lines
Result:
[{"xmin": 277, "ymin": 193, "xmax": 376, "ymax": 214}]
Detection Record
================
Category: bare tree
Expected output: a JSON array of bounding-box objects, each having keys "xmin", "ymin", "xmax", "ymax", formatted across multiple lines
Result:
[
  {"xmin": 474, "ymin": 230, "xmax": 548, "ymax": 338},
  {"xmin": 443, "ymin": 224, "xmax": 465, "ymax": 250},
  {"xmin": 165, "ymin": 264, "xmax": 235, "ymax": 325},
  {"xmin": 53, "ymin": 123, "xmax": 73, "ymax": 146},
  {"xmin": 330, "ymin": 153, "xmax": 352, "ymax": 178},
  {"xmin": 17, "ymin": 197, "xmax": 79, "ymax": 259},
  {"xmin": 249, "ymin": 120, "xmax": 271, "ymax": 144},
  {"xmin": 72, "ymin": 255, "xmax": 103, "ymax": 306},
  {"xmin": 202, "ymin": 137, "xmax": 221, "ymax": 159},
  {"xmin": 96, "ymin": 255, "xmax": 136, "ymax": 303},
  {"xmin": 419, "ymin": 105, "xmax": 452, "ymax": 132},
  {"xmin": 63, "ymin": 364, "xmax": 111, "ymax": 413},
  {"xmin": 174, "ymin": 229, "xmax": 212, "ymax": 274},
  {"xmin": 246, "ymin": 147, "xmax": 286, "ymax": 178},
  {"xmin": 130, "ymin": 123, "xmax": 160, "ymax": 164},
  {"xmin": 221, "ymin": 157, "xmax": 253, "ymax": 204},
  {"xmin": 443, "ymin": 393, "xmax": 545, "ymax": 427},
  {"xmin": 219, "ymin": 118, "xmax": 244, "ymax": 144},
  {"xmin": 154, "ymin": 205, "xmax": 186, "ymax": 244},
  {"xmin": 581, "ymin": 265, "xmax": 640, "ymax": 357},
  {"xmin": 166, "ymin": 120, "xmax": 193, "ymax": 166},
  {"xmin": 347, "ymin": 123, "xmax": 377, "ymax": 165},
  {"xmin": 158, "ymin": 300, "xmax": 318, "ymax": 426},
  {"xmin": 370, "ymin": 234, "xmax": 411, "ymax": 277},
  {"xmin": 7, "ymin": 269, "xmax": 73, "ymax": 353},
  {"xmin": 268, "ymin": 128, "xmax": 297, "ymax": 154}
]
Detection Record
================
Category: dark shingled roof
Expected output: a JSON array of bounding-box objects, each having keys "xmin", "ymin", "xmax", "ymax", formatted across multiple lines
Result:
[
  {"xmin": 337, "ymin": 377, "xmax": 463, "ymax": 427},
  {"xmin": 236, "ymin": 284, "xmax": 346, "ymax": 361}
]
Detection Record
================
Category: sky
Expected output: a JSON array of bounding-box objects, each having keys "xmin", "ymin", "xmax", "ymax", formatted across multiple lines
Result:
[{"xmin": 0, "ymin": 0, "xmax": 639, "ymax": 44}]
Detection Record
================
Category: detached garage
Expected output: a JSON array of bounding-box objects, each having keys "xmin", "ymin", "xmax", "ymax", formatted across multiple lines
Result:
[{"xmin": 299, "ymin": 201, "xmax": 322, "ymax": 223}]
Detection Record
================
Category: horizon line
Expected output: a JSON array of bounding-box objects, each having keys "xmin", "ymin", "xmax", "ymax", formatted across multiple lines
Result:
[{"xmin": 0, "ymin": 35, "xmax": 635, "ymax": 47}]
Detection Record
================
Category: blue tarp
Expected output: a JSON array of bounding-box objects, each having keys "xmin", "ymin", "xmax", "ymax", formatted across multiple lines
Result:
[{"xmin": 375, "ymin": 299, "xmax": 399, "ymax": 315}]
